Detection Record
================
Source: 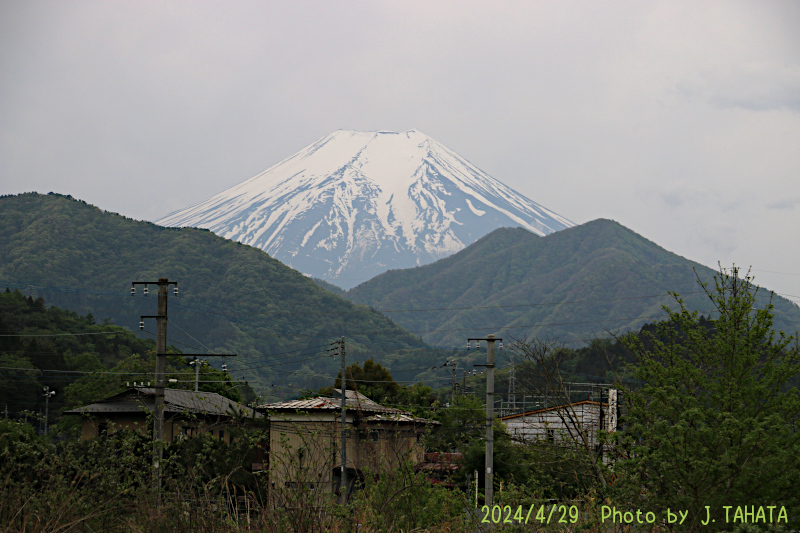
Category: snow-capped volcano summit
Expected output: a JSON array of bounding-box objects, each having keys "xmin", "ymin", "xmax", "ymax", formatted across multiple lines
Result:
[{"xmin": 156, "ymin": 130, "xmax": 574, "ymax": 289}]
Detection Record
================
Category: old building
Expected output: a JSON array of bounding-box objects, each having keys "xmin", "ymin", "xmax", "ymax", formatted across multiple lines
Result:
[
  {"xmin": 64, "ymin": 386, "xmax": 260, "ymax": 442},
  {"xmin": 500, "ymin": 390, "xmax": 619, "ymax": 449},
  {"xmin": 259, "ymin": 389, "xmax": 438, "ymax": 499}
]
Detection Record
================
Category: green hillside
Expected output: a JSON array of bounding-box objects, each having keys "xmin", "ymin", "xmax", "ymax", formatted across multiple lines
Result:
[
  {"xmin": 345, "ymin": 220, "xmax": 800, "ymax": 346},
  {"xmin": 0, "ymin": 193, "xmax": 445, "ymax": 398}
]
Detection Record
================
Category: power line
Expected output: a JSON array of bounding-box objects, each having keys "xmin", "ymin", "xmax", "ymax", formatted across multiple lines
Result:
[{"xmin": 0, "ymin": 331, "xmax": 123, "ymax": 337}]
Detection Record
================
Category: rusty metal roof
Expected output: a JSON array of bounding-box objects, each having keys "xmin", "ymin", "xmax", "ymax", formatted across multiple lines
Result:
[
  {"xmin": 259, "ymin": 392, "xmax": 438, "ymax": 425},
  {"xmin": 260, "ymin": 397, "xmax": 343, "ymax": 410},
  {"xmin": 364, "ymin": 412, "xmax": 439, "ymax": 425},
  {"xmin": 259, "ymin": 395, "xmax": 401, "ymax": 413}
]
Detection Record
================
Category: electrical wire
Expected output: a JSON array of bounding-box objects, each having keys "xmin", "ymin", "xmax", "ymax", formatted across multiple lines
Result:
[
  {"xmin": 0, "ymin": 331, "xmax": 123, "ymax": 337},
  {"xmin": 167, "ymin": 318, "xmax": 218, "ymax": 355}
]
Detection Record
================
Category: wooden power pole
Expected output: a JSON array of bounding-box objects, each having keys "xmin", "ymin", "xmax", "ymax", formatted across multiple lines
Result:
[{"xmin": 133, "ymin": 278, "xmax": 176, "ymax": 492}]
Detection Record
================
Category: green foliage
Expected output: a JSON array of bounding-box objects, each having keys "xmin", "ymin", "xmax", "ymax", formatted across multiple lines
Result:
[
  {"xmin": 0, "ymin": 417, "xmax": 273, "ymax": 532},
  {"xmin": 427, "ymin": 393, "xmax": 485, "ymax": 452},
  {"xmin": 0, "ymin": 417, "xmax": 39, "ymax": 448},
  {"xmin": 333, "ymin": 358, "xmax": 399, "ymax": 402},
  {"xmin": 395, "ymin": 381, "xmax": 439, "ymax": 416},
  {"xmin": 611, "ymin": 269, "xmax": 800, "ymax": 530},
  {"xmin": 0, "ymin": 288, "xmax": 161, "ymax": 427},
  {"xmin": 318, "ymin": 358, "xmax": 438, "ymax": 416},
  {"xmin": 349, "ymin": 461, "xmax": 473, "ymax": 532}
]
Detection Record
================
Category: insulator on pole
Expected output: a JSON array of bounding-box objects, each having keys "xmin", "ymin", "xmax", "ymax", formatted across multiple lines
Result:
[
  {"xmin": 174, "ymin": 287, "xmax": 178, "ymax": 296},
  {"xmin": 130, "ymin": 287, "xmax": 135, "ymax": 296},
  {"xmin": 139, "ymin": 320, "xmax": 144, "ymax": 330},
  {"xmin": 143, "ymin": 286, "xmax": 149, "ymax": 296}
]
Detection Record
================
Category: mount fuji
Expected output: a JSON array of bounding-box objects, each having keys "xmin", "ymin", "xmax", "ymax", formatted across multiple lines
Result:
[{"xmin": 156, "ymin": 130, "xmax": 574, "ymax": 289}]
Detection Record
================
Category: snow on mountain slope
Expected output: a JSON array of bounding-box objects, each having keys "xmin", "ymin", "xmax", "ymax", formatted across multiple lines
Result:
[{"xmin": 156, "ymin": 130, "xmax": 574, "ymax": 289}]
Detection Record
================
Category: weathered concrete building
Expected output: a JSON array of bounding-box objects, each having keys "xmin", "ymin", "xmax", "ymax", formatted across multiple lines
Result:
[{"xmin": 259, "ymin": 389, "xmax": 438, "ymax": 499}]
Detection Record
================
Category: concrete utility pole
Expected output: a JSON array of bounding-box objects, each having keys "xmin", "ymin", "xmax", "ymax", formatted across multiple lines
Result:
[
  {"xmin": 133, "ymin": 278, "xmax": 176, "ymax": 492},
  {"xmin": 468, "ymin": 334, "xmax": 501, "ymax": 510},
  {"xmin": 444, "ymin": 359, "xmax": 458, "ymax": 399},
  {"xmin": 42, "ymin": 386, "xmax": 55, "ymax": 435},
  {"xmin": 338, "ymin": 337, "xmax": 348, "ymax": 504},
  {"xmin": 190, "ymin": 358, "xmax": 208, "ymax": 392},
  {"xmin": 509, "ymin": 350, "xmax": 516, "ymax": 413}
]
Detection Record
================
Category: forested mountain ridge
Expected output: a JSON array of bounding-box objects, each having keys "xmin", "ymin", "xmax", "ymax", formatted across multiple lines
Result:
[
  {"xmin": 0, "ymin": 193, "xmax": 436, "ymax": 397},
  {"xmin": 345, "ymin": 219, "xmax": 800, "ymax": 346}
]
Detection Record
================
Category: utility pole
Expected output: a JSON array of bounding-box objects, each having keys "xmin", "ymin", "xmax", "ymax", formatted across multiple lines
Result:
[
  {"xmin": 468, "ymin": 334, "xmax": 501, "ymax": 510},
  {"xmin": 444, "ymin": 360, "xmax": 458, "ymax": 399},
  {"xmin": 337, "ymin": 337, "xmax": 348, "ymax": 504},
  {"xmin": 42, "ymin": 386, "xmax": 55, "ymax": 435},
  {"xmin": 509, "ymin": 350, "xmax": 516, "ymax": 413},
  {"xmin": 189, "ymin": 358, "xmax": 208, "ymax": 392},
  {"xmin": 133, "ymin": 278, "xmax": 176, "ymax": 492},
  {"xmin": 133, "ymin": 279, "xmax": 239, "ymax": 493}
]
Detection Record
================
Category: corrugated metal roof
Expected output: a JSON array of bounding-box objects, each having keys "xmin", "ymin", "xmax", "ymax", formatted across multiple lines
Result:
[
  {"xmin": 64, "ymin": 401, "xmax": 146, "ymax": 414},
  {"xmin": 499, "ymin": 400, "xmax": 606, "ymax": 420},
  {"xmin": 332, "ymin": 389, "xmax": 378, "ymax": 404},
  {"xmin": 261, "ymin": 397, "xmax": 341, "ymax": 410},
  {"xmin": 64, "ymin": 387, "xmax": 261, "ymax": 418},
  {"xmin": 364, "ymin": 413, "xmax": 439, "ymax": 425},
  {"xmin": 259, "ymin": 395, "xmax": 403, "ymax": 414},
  {"xmin": 259, "ymin": 392, "xmax": 438, "ymax": 425}
]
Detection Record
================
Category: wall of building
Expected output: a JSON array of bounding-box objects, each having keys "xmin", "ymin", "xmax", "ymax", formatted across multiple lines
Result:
[
  {"xmin": 504, "ymin": 403, "xmax": 604, "ymax": 446},
  {"xmin": 265, "ymin": 413, "xmax": 428, "ymax": 498},
  {"xmin": 78, "ymin": 414, "xmax": 236, "ymax": 444}
]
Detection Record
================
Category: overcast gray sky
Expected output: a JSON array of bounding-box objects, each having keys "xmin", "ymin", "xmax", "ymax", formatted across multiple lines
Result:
[{"xmin": 2, "ymin": 1, "xmax": 799, "ymax": 307}]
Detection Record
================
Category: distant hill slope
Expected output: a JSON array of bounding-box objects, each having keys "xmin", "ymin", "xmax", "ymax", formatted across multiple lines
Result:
[
  {"xmin": 345, "ymin": 220, "xmax": 800, "ymax": 347},
  {"xmin": 0, "ymin": 193, "xmax": 432, "ymax": 397}
]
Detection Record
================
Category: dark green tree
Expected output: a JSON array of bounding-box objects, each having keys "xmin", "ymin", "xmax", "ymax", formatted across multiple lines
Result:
[
  {"xmin": 332, "ymin": 358, "xmax": 399, "ymax": 403},
  {"xmin": 613, "ymin": 268, "xmax": 800, "ymax": 530}
]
